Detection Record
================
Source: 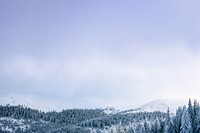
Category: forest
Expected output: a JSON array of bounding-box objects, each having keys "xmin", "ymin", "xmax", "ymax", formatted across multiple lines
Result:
[{"xmin": 0, "ymin": 99, "xmax": 199, "ymax": 133}]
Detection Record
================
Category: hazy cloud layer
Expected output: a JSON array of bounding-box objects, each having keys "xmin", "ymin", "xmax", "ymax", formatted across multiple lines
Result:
[
  {"xmin": 1, "ymin": 42, "xmax": 200, "ymax": 109},
  {"xmin": 1, "ymin": 0, "xmax": 200, "ymax": 109}
]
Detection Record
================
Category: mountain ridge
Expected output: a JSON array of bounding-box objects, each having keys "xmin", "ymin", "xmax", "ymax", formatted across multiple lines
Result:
[{"xmin": 0, "ymin": 94, "xmax": 187, "ymax": 114}]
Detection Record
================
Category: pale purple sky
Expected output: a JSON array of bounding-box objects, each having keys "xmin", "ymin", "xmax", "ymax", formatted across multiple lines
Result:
[{"xmin": 1, "ymin": 0, "xmax": 200, "ymax": 109}]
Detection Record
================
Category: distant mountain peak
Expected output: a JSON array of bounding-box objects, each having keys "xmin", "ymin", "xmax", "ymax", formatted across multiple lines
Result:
[
  {"xmin": 0, "ymin": 94, "xmax": 68, "ymax": 112},
  {"xmin": 119, "ymin": 99, "xmax": 186, "ymax": 115},
  {"xmin": 0, "ymin": 94, "xmax": 186, "ymax": 114},
  {"xmin": 138, "ymin": 99, "xmax": 185, "ymax": 114},
  {"xmin": 103, "ymin": 106, "xmax": 119, "ymax": 114}
]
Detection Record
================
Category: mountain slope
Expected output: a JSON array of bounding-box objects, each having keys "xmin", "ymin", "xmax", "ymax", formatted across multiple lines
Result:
[
  {"xmin": 0, "ymin": 94, "xmax": 186, "ymax": 114},
  {"xmin": 0, "ymin": 94, "xmax": 68, "ymax": 112},
  {"xmin": 120, "ymin": 99, "xmax": 186, "ymax": 114},
  {"xmin": 140, "ymin": 99, "xmax": 183, "ymax": 113}
]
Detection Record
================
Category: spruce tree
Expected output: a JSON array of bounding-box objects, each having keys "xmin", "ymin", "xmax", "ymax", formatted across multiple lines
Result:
[
  {"xmin": 193, "ymin": 100, "xmax": 199, "ymax": 133},
  {"xmin": 181, "ymin": 106, "xmax": 192, "ymax": 133},
  {"xmin": 187, "ymin": 99, "xmax": 194, "ymax": 132},
  {"xmin": 164, "ymin": 108, "xmax": 173, "ymax": 133},
  {"xmin": 151, "ymin": 117, "xmax": 161, "ymax": 133},
  {"xmin": 144, "ymin": 119, "xmax": 151, "ymax": 133},
  {"xmin": 173, "ymin": 107, "xmax": 182, "ymax": 133},
  {"xmin": 196, "ymin": 109, "xmax": 200, "ymax": 133}
]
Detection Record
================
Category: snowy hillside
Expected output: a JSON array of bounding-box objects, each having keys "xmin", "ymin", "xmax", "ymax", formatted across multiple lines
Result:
[
  {"xmin": 103, "ymin": 106, "xmax": 119, "ymax": 114},
  {"xmin": 0, "ymin": 94, "xmax": 68, "ymax": 112},
  {"xmin": 120, "ymin": 99, "xmax": 186, "ymax": 114},
  {"xmin": 0, "ymin": 94, "xmax": 120, "ymax": 113},
  {"xmin": 0, "ymin": 94, "xmax": 186, "ymax": 114},
  {"xmin": 141, "ymin": 100, "xmax": 185, "ymax": 113},
  {"xmin": 139, "ymin": 99, "xmax": 185, "ymax": 113},
  {"xmin": 0, "ymin": 117, "xmax": 30, "ymax": 132}
]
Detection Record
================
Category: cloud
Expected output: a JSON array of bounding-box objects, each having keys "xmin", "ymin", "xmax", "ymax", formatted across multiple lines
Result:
[{"xmin": 0, "ymin": 42, "xmax": 200, "ymax": 109}]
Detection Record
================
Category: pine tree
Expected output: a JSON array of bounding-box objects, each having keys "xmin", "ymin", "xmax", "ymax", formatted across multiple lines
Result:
[
  {"xmin": 181, "ymin": 106, "xmax": 192, "ymax": 133},
  {"xmin": 187, "ymin": 99, "xmax": 194, "ymax": 132},
  {"xmin": 164, "ymin": 108, "xmax": 173, "ymax": 133},
  {"xmin": 154, "ymin": 117, "xmax": 161, "ymax": 133},
  {"xmin": 193, "ymin": 100, "xmax": 199, "ymax": 133},
  {"xmin": 136, "ymin": 124, "xmax": 142, "ymax": 133},
  {"xmin": 140, "ymin": 124, "xmax": 146, "ymax": 133},
  {"xmin": 173, "ymin": 107, "xmax": 182, "ymax": 133},
  {"xmin": 159, "ymin": 118, "xmax": 165, "ymax": 133},
  {"xmin": 196, "ymin": 108, "xmax": 200, "ymax": 133},
  {"xmin": 127, "ymin": 126, "xmax": 136, "ymax": 133},
  {"xmin": 144, "ymin": 119, "xmax": 151, "ymax": 133}
]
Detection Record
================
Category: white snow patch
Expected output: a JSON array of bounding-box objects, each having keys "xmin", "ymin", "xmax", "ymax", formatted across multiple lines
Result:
[
  {"xmin": 139, "ymin": 99, "xmax": 185, "ymax": 114},
  {"xmin": 120, "ymin": 99, "xmax": 186, "ymax": 114},
  {"xmin": 103, "ymin": 107, "xmax": 119, "ymax": 114},
  {"xmin": 1, "ymin": 126, "xmax": 13, "ymax": 132},
  {"xmin": 0, "ymin": 94, "xmax": 69, "ymax": 112},
  {"xmin": 0, "ymin": 117, "xmax": 30, "ymax": 132},
  {"xmin": 0, "ymin": 117, "xmax": 24, "ymax": 124}
]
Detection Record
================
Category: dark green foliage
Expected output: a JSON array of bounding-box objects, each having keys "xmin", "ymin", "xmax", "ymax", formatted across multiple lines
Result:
[
  {"xmin": 0, "ymin": 99, "xmax": 200, "ymax": 132},
  {"xmin": 79, "ymin": 111, "xmax": 166, "ymax": 128},
  {"xmin": 173, "ymin": 107, "xmax": 183, "ymax": 133},
  {"xmin": 0, "ymin": 105, "xmax": 106, "ymax": 124}
]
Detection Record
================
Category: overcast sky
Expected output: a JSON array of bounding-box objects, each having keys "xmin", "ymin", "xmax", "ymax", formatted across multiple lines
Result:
[{"xmin": 1, "ymin": 0, "xmax": 200, "ymax": 109}]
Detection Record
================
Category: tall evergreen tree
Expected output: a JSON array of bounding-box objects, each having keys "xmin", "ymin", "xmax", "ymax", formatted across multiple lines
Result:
[
  {"xmin": 196, "ymin": 109, "xmax": 200, "ymax": 133},
  {"xmin": 181, "ymin": 106, "xmax": 192, "ymax": 133},
  {"xmin": 126, "ymin": 125, "xmax": 136, "ymax": 133},
  {"xmin": 164, "ymin": 108, "xmax": 173, "ymax": 133},
  {"xmin": 193, "ymin": 100, "xmax": 199, "ymax": 133},
  {"xmin": 140, "ymin": 124, "xmax": 146, "ymax": 133},
  {"xmin": 173, "ymin": 107, "xmax": 182, "ymax": 133},
  {"xmin": 144, "ymin": 119, "xmax": 151, "ymax": 133},
  {"xmin": 187, "ymin": 99, "xmax": 194, "ymax": 132},
  {"xmin": 154, "ymin": 117, "xmax": 161, "ymax": 133}
]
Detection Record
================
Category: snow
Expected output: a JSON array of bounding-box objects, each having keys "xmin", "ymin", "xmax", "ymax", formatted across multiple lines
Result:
[
  {"xmin": 0, "ymin": 117, "xmax": 30, "ymax": 132},
  {"xmin": 120, "ymin": 99, "xmax": 186, "ymax": 114},
  {"xmin": 19, "ymin": 124, "xmax": 30, "ymax": 131},
  {"xmin": 1, "ymin": 126, "xmax": 13, "ymax": 132},
  {"xmin": 139, "ymin": 99, "xmax": 185, "ymax": 114},
  {"xmin": 103, "ymin": 106, "xmax": 119, "ymax": 114},
  {"xmin": 0, "ymin": 117, "xmax": 24, "ymax": 125},
  {"xmin": 0, "ymin": 94, "xmax": 69, "ymax": 112},
  {"xmin": 0, "ymin": 94, "xmax": 187, "ymax": 114}
]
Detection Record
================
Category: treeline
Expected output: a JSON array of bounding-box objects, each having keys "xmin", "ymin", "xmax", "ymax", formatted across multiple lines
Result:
[
  {"xmin": 0, "ymin": 105, "xmax": 106, "ymax": 124},
  {"xmin": 79, "ymin": 111, "xmax": 166, "ymax": 128},
  {"xmin": 0, "ymin": 99, "xmax": 200, "ymax": 133}
]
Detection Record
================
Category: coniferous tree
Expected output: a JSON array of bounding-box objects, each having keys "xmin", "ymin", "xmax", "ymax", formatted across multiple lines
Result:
[
  {"xmin": 164, "ymin": 108, "xmax": 173, "ymax": 133},
  {"xmin": 127, "ymin": 125, "xmax": 136, "ymax": 133},
  {"xmin": 159, "ymin": 118, "xmax": 165, "ymax": 133},
  {"xmin": 196, "ymin": 109, "xmax": 200, "ymax": 133},
  {"xmin": 154, "ymin": 117, "xmax": 161, "ymax": 133},
  {"xmin": 136, "ymin": 124, "xmax": 142, "ymax": 133},
  {"xmin": 140, "ymin": 124, "xmax": 146, "ymax": 133},
  {"xmin": 173, "ymin": 107, "xmax": 182, "ymax": 133},
  {"xmin": 144, "ymin": 119, "xmax": 151, "ymax": 133},
  {"xmin": 187, "ymin": 99, "xmax": 194, "ymax": 132},
  {"xmin": 181, "ymin": 106, "xmax": 192, "ymax": 133},
  {"xmin": 193, "ymin": 100, "xmax": 199, "ymax": 133}
]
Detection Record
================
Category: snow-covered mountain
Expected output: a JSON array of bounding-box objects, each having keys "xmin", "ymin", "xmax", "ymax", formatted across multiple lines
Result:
[
  {"xmin": 103, "ymin": 106, "xmax": 119, "ymax": 114},
  {"xmin": 140, "ymin": 99, "xmax": 185, "ymax": 113},
  {"xmin": 120, "ymin": 99, "xmax": 186, "ymax": 114},
  {"xmin": 0, "ymin": 94, "xmax": 186, "ymax": 114},
  {"xmin": 0, "ymin": 94, "xmax": 69, "ymax": 112}
]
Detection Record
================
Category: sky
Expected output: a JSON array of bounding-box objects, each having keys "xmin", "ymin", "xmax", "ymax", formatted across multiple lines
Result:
[{"xmin": 1, "ymin": 0, "xmax": 200, "ymax": 109}]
